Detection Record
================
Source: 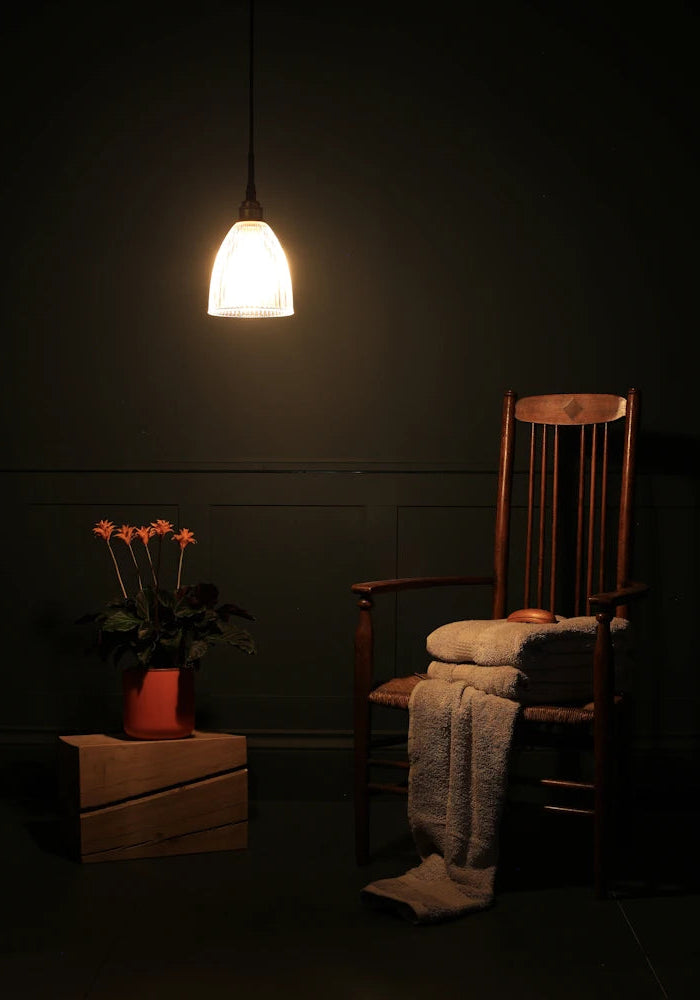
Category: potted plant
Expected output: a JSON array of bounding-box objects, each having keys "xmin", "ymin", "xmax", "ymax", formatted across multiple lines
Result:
[{"xmin": 79, "ymin": 518, "xmax": 256, "ymax": 739}]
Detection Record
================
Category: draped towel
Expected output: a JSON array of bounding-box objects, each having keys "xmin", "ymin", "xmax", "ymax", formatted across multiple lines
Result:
[{"xmin": 361, "ymin": 677, "xmax": 519, "ymax": 924}]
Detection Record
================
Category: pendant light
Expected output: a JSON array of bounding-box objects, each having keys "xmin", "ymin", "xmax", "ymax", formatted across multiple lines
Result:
[{"xmin": 208, "ymin": 0, "xmax": 293, "ymax": 318}]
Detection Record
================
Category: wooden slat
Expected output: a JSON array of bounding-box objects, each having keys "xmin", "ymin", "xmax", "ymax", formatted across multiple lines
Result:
[
  {"xmin": 80, "ymin": 769, "xmax": 248, "ymax": 856},
  {"xmin": 59, "ymin": 732, "xmax": 247, "ymax": 810},
  {"xmin": 549, "ymin": 425, "xmax": 559, "ymax": 612},
  {"xmin": 515, "ymin": 393, "xmax": 626, "ymax": 425},
  {"xmin": 543, "ymin": 805, "xmax": 595, "ymax": 816},
  {"xmin": 493, "ymin": 389, "xmax": 517, "ymax": 619},
  {"xmin": 616, "ymin": 388, "xmax": 641, "ymax": 616},
  {"xmin": 368, "ymin": 782, "xmax": 408, "ymax": 795},
  {"xmin": 537, "ymin": 424, "xmax": 547, "ymax": 607},
  {"xmin": 540, "ymin": 778, "xmax": 594, "ymax": 792},
  {"xmin": 82, "ymin": 820, "xmax": 247, "ymax": 863},
  {"xmin": 586, "ymin": 423, "xmax": 597, "ymax": 614},
  {"xmin": 368, "ymin": 757, "xmax": 410, "ymax": 769},
  {"xmin": 575, "ymin": 424, "xmax": 586, "ymax": 615},
  {"xmin": 524, "ymin": 424, "xmax": 536, "ymax": 607},
  {"xmin": 599, "ymin": 422, "xmax": 609, "ymax": 592},
  {"xmin": 352, "ymin": 575, "xmax": 493, "ymax": 595}
]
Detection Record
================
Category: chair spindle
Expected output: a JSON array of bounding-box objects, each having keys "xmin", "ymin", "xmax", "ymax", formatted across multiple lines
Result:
[
  {"xmin": 549, "ymin": 425, "xmax": 560, "ymax": 613},
  {"xmin": 524, "ymin": 424, "xmax": 536, "ymax": 608},
  {"xmin": 537, "ymin": 424, "xmax": 547, "ymax": 608}
]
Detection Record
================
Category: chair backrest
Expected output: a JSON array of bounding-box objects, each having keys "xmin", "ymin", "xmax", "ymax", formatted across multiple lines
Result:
[{"xmin": 492, "ymin": 390, "xmax": 640, "ymax": 621}]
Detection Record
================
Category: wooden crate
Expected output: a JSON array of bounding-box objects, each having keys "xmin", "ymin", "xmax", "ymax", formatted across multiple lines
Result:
[{"xmin": 58, "ymin": 731, "xmax": 247, "ymax": 863}]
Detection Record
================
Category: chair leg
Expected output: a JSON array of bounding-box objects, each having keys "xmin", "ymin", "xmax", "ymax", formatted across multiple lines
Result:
[
  {"xmin": 354, "ymin": 711, "xmax": 370, "ymax": 865},
  {"xmin": 593, "ymin": 611, "xmax": 614, "ymax": 898},
  {"xmin": 594, "ymin": 792, "xmax": 609, "ymax": 899},
  {"xmin": 354, "ymin": 596, "xmax": 374, "ymax": 865},
  {"xmin": 354, "ymin": 784, "xmax": 369, "ymax": 864}
]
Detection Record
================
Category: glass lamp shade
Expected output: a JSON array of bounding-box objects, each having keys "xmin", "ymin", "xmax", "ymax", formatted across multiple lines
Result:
[{"xmin": 208, "ymin": 219, "xmax": 293, "ymax": 318}]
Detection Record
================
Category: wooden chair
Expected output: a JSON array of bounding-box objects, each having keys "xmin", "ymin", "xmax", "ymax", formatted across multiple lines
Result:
[{"xmin": 352, "ymin": 389, "xmax": 648, "ymax": 898}]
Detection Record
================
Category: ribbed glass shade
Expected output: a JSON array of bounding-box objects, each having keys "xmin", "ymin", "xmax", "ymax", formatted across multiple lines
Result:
[{"xmin": 208, "ymin": 219, "xmax": 293, "ymax": 318}]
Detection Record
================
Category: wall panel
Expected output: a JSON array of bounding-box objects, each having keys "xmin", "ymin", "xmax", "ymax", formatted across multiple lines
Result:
[{"xmin": 0, "ymin": 467, "xmax": 695, "ymax": 752}]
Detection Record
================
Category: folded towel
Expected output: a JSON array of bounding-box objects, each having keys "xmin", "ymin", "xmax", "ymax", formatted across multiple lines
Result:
[
  {"xmin": 426, "ymin": 661, "xmax": 527, "ymax": 700},
  {"xmin": 427, "ymin": 615, "xmax": 631, "ymax": 672},
  {"xmin": 361, "ymin": 678, "xmax": 519, "ymax": 924},
  {"xmin": 427, "ymin": 658, "xmax": 604, "ymax": 704}
]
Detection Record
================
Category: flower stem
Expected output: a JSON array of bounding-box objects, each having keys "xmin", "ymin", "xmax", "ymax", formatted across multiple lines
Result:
[
  {"xmin": 127, "ymin": 544, "xmax": 143, "ymax": 591},
  {"xmin": 145, "ymin": 546, "xmax": 158, "ymax": 587},
  {"xmin": 176, "ymin": 548, "xmax": 184, "ymax": 590},
  {"xmin": 107, "ymin": 541, "xmax": 128, "ymax": 599}
]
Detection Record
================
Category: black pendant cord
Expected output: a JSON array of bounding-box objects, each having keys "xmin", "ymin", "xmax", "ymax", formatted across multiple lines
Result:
[
  {"xmin": 240, "ymin": 0, "xmax": 262, "ymax": 219},
  {"xmin": 245, "ymin": 0, "xmax": 256, "ymax": 203}
]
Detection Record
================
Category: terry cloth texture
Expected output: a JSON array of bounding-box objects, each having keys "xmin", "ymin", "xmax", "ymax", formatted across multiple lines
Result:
[
  {"xmin": 426, "ymin": 615, "xmax": 633, "ymax": 703},
  {"xmin": 361, "ymin": 677, "xmax": 519, "ymax": 924},
  {"xmin": 426, "ymin": 661, "xmax": 527, "ymax": 700}
]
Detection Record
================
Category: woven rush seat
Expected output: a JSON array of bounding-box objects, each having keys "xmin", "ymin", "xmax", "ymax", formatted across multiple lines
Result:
[
  {"xmin": 369, "ymin": 675, "xmax": 426, "ymax": 709},
  {"xmin": 521, "ymin": 703, "xmax": 594, "ymax": 724},
  {"xmin": 521, "ymin": 694, "xmax": 622, "ymax": 724},
  {"xmin": 370, "ymin": 675, "xmax": 621, "ymax": 721}
]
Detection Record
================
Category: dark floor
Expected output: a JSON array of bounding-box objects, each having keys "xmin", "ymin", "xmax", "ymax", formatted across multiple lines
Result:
[{"xmin": 1, "ymin": 746, "xmax": 698, "ymax": 1000}]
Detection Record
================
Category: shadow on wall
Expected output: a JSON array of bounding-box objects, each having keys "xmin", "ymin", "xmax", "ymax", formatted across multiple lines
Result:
[
  {"xmin": 638, "ymin": 429, "xmax": 700, "ymax": 477},
  {"xmin": 633, "ymin": 428, "xmax": 700, "ymax": 752}
]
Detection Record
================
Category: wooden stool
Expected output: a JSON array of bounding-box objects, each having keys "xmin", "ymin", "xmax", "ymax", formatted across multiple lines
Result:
[{"xmin": 58, "ymin": 731, "xmax": 247, "ymax": 863}]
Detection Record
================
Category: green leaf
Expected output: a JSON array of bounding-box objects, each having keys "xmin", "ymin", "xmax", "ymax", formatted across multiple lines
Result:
[
  {"xmin": 102, "ymin": 611, "xmax": 141, "ymax": 632},
  {"xmin": 212, "ymin": 623, "xmax": 256, "ymax": 655},
  {"xmin": 188, "ymin": 639, "xmax": 209, "ymax": 661},
  {"xmin": 173, "ymin": 603, "xmax": 200, "ymax": 619}
]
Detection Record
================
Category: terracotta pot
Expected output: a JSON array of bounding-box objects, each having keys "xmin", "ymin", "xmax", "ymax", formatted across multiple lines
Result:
[{"xmin": 122, "ymin": 666, "xmax": 195, "ymax": 740}]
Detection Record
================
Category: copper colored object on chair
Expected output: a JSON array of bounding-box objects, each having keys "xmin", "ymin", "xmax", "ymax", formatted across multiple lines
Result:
[
  {"xmin": 506, "ymin": 608, "xmax": 557, "ymax": 623},
  {"xmin": 351, "ymin": 389, "xmax": 648, "ymax": 898}
]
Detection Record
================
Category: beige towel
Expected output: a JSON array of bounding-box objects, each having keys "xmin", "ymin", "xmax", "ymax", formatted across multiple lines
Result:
[
  {"xmin": 426, "ymin": 660, "xmax": 527, "ymax": 700},
  {"xmin": 426, "ymin": 616, "xmax": 633, "ymax": 703},
  {"xmin": 361, "ymin": 678, "xmax": 519, "ymax": 924},
  {"xmin": 426, "ymin": 615, "xmax": 631, "ymax": 671}
]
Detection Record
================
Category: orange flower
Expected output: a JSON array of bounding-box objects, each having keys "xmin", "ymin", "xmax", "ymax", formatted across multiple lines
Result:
[
  {"xmin": 173, "ymin": 527, "xmax": 196, "ymax": 589},
  {"xmin": 150, "ymin": 519, "xmax": 174, "ymax": 537},
  {"xmin": 93, "ymin": 519, "xmax": 116, "ymax": 540},
  {"xmin": 92, "ymin": 519, "xmax": 127, "ymax": 598},
  {"xmin": 173, "ymin": 528, "xmax": 196, "ymax": 550},
  {"xmin": 135, "ymin": 525, "xmax": 155, "ymax": 546},
  {"xmin": 115, "ymin": 524, "xmax": 137, "ymax": 545}
]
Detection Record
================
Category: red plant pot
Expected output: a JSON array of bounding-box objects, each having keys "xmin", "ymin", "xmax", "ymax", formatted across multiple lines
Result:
[{"xmin": 122, "ymin": 667, "xmax": 195, "ymax": 740}]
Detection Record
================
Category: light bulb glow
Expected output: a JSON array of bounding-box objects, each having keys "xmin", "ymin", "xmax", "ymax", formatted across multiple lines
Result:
[{"xmin": 208, "ymin": 220, "xmax": 294, "ymax": 318}]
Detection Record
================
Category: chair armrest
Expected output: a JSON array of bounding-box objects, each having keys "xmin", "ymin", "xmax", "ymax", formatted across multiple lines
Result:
[
  {"xmin": 351, "ymin": 575, "xmax": 495, "ymax": 596},
  {"xmin": 588, "ymin": 581, "xmax": 649, "ymax": 609}
]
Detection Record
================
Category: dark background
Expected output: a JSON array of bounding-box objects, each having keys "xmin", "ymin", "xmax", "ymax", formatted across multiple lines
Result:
[{"xmin": 1, "ymin": 1, "xmax": 698, "ymax": 792}]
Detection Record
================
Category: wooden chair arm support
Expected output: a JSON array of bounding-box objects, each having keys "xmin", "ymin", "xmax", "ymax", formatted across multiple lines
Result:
[
  {"xmin": 588, "ymin": 581, "xmax": 649, "ymax": 608},
  {"xmin": 351, "ymin": 575, "xmax": 494, "ymax": 596},
  {"xmin": 353, "ymin": 576, "xmax": 494, "ymax": 721}
]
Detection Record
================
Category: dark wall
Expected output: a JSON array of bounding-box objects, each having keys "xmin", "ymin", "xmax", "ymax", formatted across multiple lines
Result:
[{"xmin": 1, "ymin": 2, "xmax": 698, "ymax": 754}]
